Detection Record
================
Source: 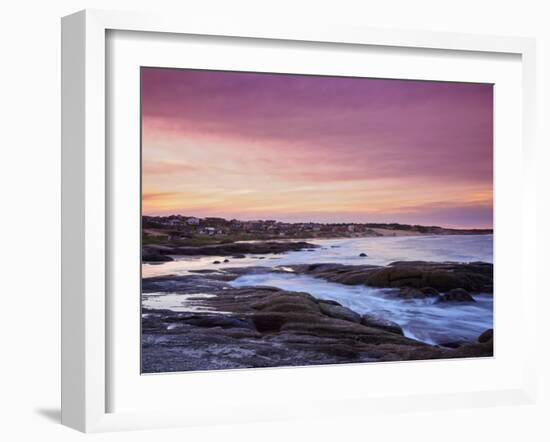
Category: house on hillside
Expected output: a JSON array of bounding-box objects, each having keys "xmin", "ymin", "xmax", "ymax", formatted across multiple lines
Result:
[{"xmin": 165, "ymin": 219, "xmax": 181, "ymax": 227}]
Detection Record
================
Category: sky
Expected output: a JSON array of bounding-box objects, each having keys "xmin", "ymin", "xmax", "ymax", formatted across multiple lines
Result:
[{"xmin": 141, "ymin": 68, "xmax": 493, "ymax": 229}]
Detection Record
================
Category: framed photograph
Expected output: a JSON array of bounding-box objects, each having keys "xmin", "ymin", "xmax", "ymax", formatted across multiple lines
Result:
[{"xmin": 61, "ymin": 9, "xmax": 537, "ymax": 432}]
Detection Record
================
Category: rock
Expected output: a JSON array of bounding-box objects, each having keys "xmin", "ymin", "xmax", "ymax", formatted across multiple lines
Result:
[
  {"xmin": 212, "ymin": 260, "xmax": 221, "ymax": 264},
  {"xmin": 142, "ymin": 253, "xmax": 174, "ymax": 262},
  {"xmin": 141, "ymin": 269, "xmax": 492, "ymax": 373},
  {"xmin": 420, "ymin": 286, "xmax": 439, "ymax": 297},
  {"xmin": 318, "ymin": 302, "xmax": 361, "ymax": 323},
  {"xmin": 438, "ymin": 341, "xmax": 468, "ymax": 349},
  {"xmin": 398, "ymin": 286, "xmax": 439, "ymax": 299},
  {"xmin": 437, "ymin": 288, "xmax": 476, "ymax": 303},
  {"xmin": 360, "ymin": 314, "xmax": 404, "ymax": 335},
  {"xmin": 359, "ymin": 253, "xmax": 368, "ymax": 257},
  {"xmin": 167, "ymin": 314, "xmax": 257, "ymax": 331},
  {"xmin": 447, "ymin": 340, "xmax": 493, "ymax": 358},
  {"xmin": 252, "ymin": 293, "xmax": 321, "ymax": 315},
  {"xmin": 317, "ymin": 299, "xmax": 340, "ymax": 306},
  {"xmin": 478, "ymin": 328, "xmax": 494, "ymax": 343},
  {"xmin": 293, "ymin": 261, "xmax": 492, "ymax": 293},
  {"xmin": 223, "ymin": 259, "xmax": 230, "ymax": 263},
  {"xmin": 251, "ymin": 313, "xmax": 290, "ymax": 332},
  {"xmin": 143, "ymin": 244, "xmax": 175, "ymax": 253},
  {"xmin": 398, "ymin": 287, "xmax": 425, "ymax": 299},
  {"xmin": 171, "ymin": 241, "xmax": 318, "ymax": 256}
]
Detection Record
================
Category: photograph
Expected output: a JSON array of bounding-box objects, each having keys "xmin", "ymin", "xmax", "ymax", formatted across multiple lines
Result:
[{"xmin": 140, "ymin": 67, "xmax": 494, "ymax": 374}]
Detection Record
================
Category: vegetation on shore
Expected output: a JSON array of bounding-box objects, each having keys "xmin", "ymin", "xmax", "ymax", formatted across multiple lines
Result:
[{"xmin": 143, "ymin": 215, "xmax": 493, "ymax": 248}]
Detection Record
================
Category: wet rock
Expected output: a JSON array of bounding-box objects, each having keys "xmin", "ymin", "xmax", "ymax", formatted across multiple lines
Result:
[
  {"xmin": 438, "ymin": 340, "xmax": 469, "ymax": 349},
  {"xmin": 143, "ymin": 244, "xmax": 175, "ymax": 253},
  {"xmin": 167, "ymin": 314, "xmax": 257, "ymax": 331},
  {"xmin": 420, "ymin": 286, "xmax": 439, "ymax": 297},
  {"xmin": 212, "ymin": 260, "xmax": 221, "ymax": 264},
  {"xmin": 171, "ymin": 241, "xmax": 318, "ymax": 256},
  {"xmin": 447, "ymin": 339, "xmax": 493, "ymax": 358},
  {"xmin": 398, "ymin": 287, "xmax": 425, "ymax": 299},
  {"xmin": 223, "ymin": 259, "xmax": 230, "ymax": 263},
  {"xmin": 318, "ymin": 302, "xmax": 361, "ymax": 323},
  {"xmin": 142, "ymin": 253, "xmax": 174, "ymax": 262},
  {"xmin": 293, "ymin": 261, "xmax": 492, "ymax": 293},
  {"xmin": 141, "ymin": 268, "xmax": 493, "ymax": 373},
  {"xmin": 478, "ymin": 328, "xmax": 494, "ymax": 343},
  {"xmin": 437, "ymin": 288, "xmax": 476, "ymax": 303},
  {"xmin": 251, "ymin": 293, "xmax": 321, "ymax": 315},
  {"xmin": 360, "ymin": 314, "xmax": 404, "ymax": 335},
  {"xmin": 317, "ymin": 299, "xmax": 341, "ymax": 306},
  {"xmin": 142, "ymin": 246, "xmax": 174, "ymax": 262},
  {"xmin": 398, "ymin": 286, "xmax": 439, "ymax": 299},
  {"xmin": 359, "ymin": 253, "xmax": 368, "ymax": 257}
]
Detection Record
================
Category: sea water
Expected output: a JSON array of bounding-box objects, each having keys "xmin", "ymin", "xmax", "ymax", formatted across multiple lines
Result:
[{"xmin": 143, "ymin": 234, "xmax": 493, "ymax": 344}]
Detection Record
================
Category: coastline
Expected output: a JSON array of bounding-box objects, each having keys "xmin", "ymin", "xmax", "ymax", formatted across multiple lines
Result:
[{"xmin": 141, "ymin": 246, "xmax": 494, "ymax": 372}]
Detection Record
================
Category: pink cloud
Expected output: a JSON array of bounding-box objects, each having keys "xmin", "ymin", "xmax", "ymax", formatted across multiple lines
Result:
[{"xmin": 141, "ymin": 68, "xmax": 493, "ymax": 227}]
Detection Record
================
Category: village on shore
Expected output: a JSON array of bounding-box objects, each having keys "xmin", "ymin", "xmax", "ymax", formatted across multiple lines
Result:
[{"xmin": 143, "ymin": 214, "xmax": 493, "ymax": 245}]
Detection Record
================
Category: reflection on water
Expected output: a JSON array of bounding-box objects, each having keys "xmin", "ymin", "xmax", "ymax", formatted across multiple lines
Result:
[{"xmin": 143, "ymin": 234, "xmax": 493, "ymax": 278}]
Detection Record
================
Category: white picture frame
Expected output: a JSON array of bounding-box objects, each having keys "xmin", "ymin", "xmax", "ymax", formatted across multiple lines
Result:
[{"xmin": 61, "ymin": 9, "xmax": 537, "ymax": 433}]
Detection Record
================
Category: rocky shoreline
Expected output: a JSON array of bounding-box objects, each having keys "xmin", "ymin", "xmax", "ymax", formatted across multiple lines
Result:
[
  {"xmin": 141, "ymin": 261, "xmax": 493, "ymax": 373},
  {"xmin": 142, "ymin": 240, "xmax": 318, "ymax": 262}
]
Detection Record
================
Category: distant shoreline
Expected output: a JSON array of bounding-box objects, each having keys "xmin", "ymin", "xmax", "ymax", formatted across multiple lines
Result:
[
  {"xmin": 231, "ymin": 231, "xmax": 494, "ymax": 244},
  {"xmin": 143, "ymin": 214, "xmax": 492, "ymax": 249}
]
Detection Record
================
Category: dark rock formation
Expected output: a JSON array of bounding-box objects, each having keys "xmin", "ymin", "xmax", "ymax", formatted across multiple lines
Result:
[
  {"xmin": 141, "ymin": 271, "xmax": 493, "ymax": 373},
  {"xmin": 142, "ymin": 252, "xmax": 174, "ymax": 262},
  {"xmin": 360, "ymin": 314, "xmax": 404, "ymax": 336},
  {"xmin": 142, "ymin": 245, "xmax": 175, "ymax": 262},
  {"xmin": 478, "ymin": 328, "xmax": 494, "ymax": 343},
  {"xmin": 318, "ymin": 302, "xmax": 361, "ymax": 323},
  {"xmin": 143, "ymin": 241, "xmax": 318, "ymax": 260},
  {"xmin": 420, "ymin": 286, "xmax": 439, "ymax": 296},
  {"xmin": 437, "ymin": 288, "xmax": 476, "ymax": 303},
  {"xmin": 291, "ymin": 261, "xmax": 493, "ymax": 293},
  {"xmin": 399, "ymin": 287, "xmax": 425, "ymax": 299},
  {"xmin": 359, "ymin": 253, "xmax": 368, "ymax": 257}
]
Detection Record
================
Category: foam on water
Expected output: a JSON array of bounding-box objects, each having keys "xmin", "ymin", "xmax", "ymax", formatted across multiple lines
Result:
[
  {"xmin": 229, "ymin": 272, "xmax": 493, "ymax": 345},
  {"xmin": 142, "ymin": 235, "xmax": 493, "ymax": 344}
]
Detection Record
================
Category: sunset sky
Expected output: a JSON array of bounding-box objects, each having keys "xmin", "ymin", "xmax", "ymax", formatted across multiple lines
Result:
[{"xmin": 141, "ymin": 68, "xmax": 493, "ymax": 229}]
